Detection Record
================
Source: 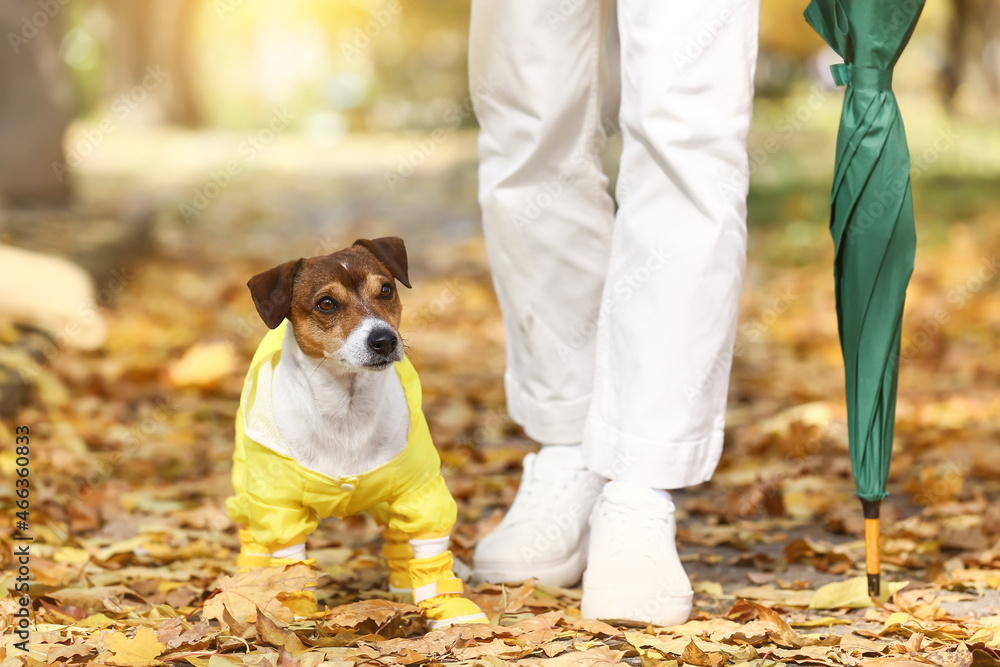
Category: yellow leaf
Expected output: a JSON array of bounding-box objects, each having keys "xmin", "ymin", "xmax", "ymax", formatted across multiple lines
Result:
[
  {"xmin": 207, "ymin": 656, "xmax": 242, "ymax": 667},
  {"xmin": 101, "ymin": 626, "xmax": 165, "ymax": 667},
  {"xmin": 808, "ymin": 577, "xmax": 909, "ymax": 609},
  {"xmin": 52, "ymin": 546, "xmax": 92, "ymax": 566},
  {"xmin": 693, "ymin": 580, "xmax": 724, "ymax": 597},
  {"xmin": 789, "ymin": 616, "xmax": 851, "ymax": 628},
  {"xmin": 968, "ymin": 628, "xmax": 999, "ymax": 648},
  {"xmin": 882, "ymin": 611, "xmax": 912, "ymax": 634},
  {"xmin": 168, "ymin": 341, "xmax": 235, "ymax": 388},
  {"xmin": 78, "ymin": 613, "xmax": 117, "ymax": 628}
]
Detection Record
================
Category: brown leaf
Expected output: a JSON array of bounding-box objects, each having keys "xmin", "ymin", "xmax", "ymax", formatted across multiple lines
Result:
[
  {"xmin": 203, "ymin": 564, "xmax": 320, "ymax": 625},
  {"xmin": 626, "ymin": 632, "xmax": 757, "ymax": 663},
  {"xmin": 155, "ymin": 616, "xmax": 185, "ymax": 645},
  {"xmin": 840, "ymin": 632, "xmax": 891, "ymax": 656},
  {"xmin": 730, "ymin": 585, "xmax": 815, "ymax": 607},
  {"xmin": 726, "ymin": 598, "xmax": 799, "ymax": 646},
  {"xmin": 747, "ymin": 571, "xmax": 777, "ymax": 585},
  {"xmin": 770, "ymin": 645, "xmax": 843, "ymax": 666},
  {"xmin": 155, "ymin": 618, "xmax": 218, "ymax": 651},
  {"xmin": 533, "ymin": 646, "xmax": 628, "ymax": 665},
  {"xmin": 747, "ymin": 599, "xmax": 799, "ymax": 646},
  {"xmin": 222, "ymin": 604, "xmax": 255, "ymax": 639},
  {"xmin": 395, "ymin": 647, "xmax": 429, "ymax": 665},
  {"xmin": 45, "ymin": 644, "xmax": 95, "ymax": 663},
  {"xmin": 174, "ymin": 620, "xmax": 219, "ymax": 650},
  {"xmin": 276, "ymin": 647, "xmax": 301, "ymax": 667},
  {"xmin": 506, "ymin": 610, "xmax": 564, "ymax": 643},
  {"xmin": 722, "ymin": 619, "xmax": 771, "ymax": 645},
  {"xmin": 373, "ymin": 623, "xmax": 504, "ymax": 657},
  {"xmin": 682, "ymin": 639, "xmax": 729, "ymax": 667},
  {"xmin": 859, "ymin": 660, "xmax": 940, "ymax": 667},
  {"xmin": 926, "ymin": 642, "xmax": 974, "ymax": 667},
  {"xmin": 451, "ymin": 637, "xmax": 526, "ymax": 661},
  {"xmin": 320, "ymin": 599, "xmax": 418, "ymax": 630},
  {"xmin": 640, "ymin": 655, "xmax": 679, "ymax": 667},
  {"xmin": 257, "ymin": 612, "xmax": 308, "ymax": 654},
  {"xmin": 561, "ymin": 614, "xmax": 623, "ymax": 637},
  {"xmin": 504, "ymin": 580, "xmax": 537, "ymax": 613}
]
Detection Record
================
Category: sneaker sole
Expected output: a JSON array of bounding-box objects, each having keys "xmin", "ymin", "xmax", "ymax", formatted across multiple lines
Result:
[
  {"xmin": 474, "ymin": 546, "xmax": 587, "ymax": 588},
  {"xmin": 581, "ymin": 587, "xmax": 693, "ymax": 627}
]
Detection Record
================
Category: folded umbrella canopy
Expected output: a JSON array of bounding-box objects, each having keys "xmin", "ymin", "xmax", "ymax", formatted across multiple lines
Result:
[{"xmin": 804, "ymin": 0, "xmax": 925, "ymax": 597}]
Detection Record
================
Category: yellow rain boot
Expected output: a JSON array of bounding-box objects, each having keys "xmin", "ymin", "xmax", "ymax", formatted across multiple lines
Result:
[
  {"xmin": 236, "ymin": 527, "xmax": 272, "ymax": 570},
  {"xmin": 382, "ymin": 526, "xmax": 414, "ymax": 600},
  {"xmin": 409, "ymin": 550, "xmax": 487, "ymax": 629}
]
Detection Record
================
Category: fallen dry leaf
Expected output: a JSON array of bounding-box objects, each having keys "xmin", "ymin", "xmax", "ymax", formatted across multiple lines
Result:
[
  {"xmin": 203, "ymin": 564, "xmax": 321, "ymax": 625},
  {"xmin": 320, "ymin": 598, "xmax": 419, "ymax": 629},
  {"xmin": 100, "ymin": 626, "xmax": 165, "ymax": 666},
  {"xmin": 682, "ymin": 639, "xmax": 729, "ymax": 667},
  {"xmin": 168, "ymin": 341, "xmax": 235, "ymax": 388},
  {"xmin": 809, "ymin": 577, "xmax": 910, "ymax": 609},
  {"xmin": 625, "ymin": 631, "xmax": 758, "ymax": 663},
  {"xmin": 5, "ymin": 106, "xmax": 1000, "ymax": 667}
]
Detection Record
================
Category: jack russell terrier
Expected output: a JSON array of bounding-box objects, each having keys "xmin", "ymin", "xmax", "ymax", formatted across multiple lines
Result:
[{"xmin": 226, "ymin": 236, "xmax": 487, "ymax": 628}]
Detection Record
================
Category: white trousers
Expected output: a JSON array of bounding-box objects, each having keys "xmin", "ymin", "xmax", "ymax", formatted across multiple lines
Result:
[{"xmin": 470, "ymin": 0, "xmax": 759, "ymax": 489}]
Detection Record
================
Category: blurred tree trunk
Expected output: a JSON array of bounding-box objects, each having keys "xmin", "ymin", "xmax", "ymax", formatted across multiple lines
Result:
[
  {"xmin": 0, "ymin": 1, "xmax": 72, "ymax": 206},
  {"xmin": 102, "ymin": 0, "xmax": 202, "ymax": 126},
  {"xmin": 942, "ymin": 0, "xmax": 1000, "ymax": 113}
]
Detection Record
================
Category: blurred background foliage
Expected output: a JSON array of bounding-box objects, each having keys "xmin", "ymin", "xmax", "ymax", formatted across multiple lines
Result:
[
  {"xmin": 20, "ymin": 0, "xmax": 1000, "ymax": 132},
  {"xmin": 62, "ymin": 0, "xmax": 480, "ymax": 132},
  {"xmin": 0, "ymin": 0, "xmax": 997, "ymax": 212}
]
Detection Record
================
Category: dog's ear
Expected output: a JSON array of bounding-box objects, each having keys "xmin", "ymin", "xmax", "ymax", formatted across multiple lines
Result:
[
  {"xmin": 247, "ymin": 258, "xmax": 303, "ymax": 329},
  {"xmin": 353, "ymin": 237, "xmax": 411, "ymax": 288}
]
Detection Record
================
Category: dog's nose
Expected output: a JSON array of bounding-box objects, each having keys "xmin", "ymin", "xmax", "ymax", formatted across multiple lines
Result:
[{"xmin": 367, "ymin": 329, "xmax": 398, "ymax": 354}]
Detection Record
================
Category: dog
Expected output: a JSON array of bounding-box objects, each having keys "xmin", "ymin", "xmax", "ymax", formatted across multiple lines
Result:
[{"xmin": 226, "ymin": 236, "xmax": 487, "ymax": 628}]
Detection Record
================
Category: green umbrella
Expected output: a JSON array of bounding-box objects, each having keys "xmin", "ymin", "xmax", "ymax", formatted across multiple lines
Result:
[{"xmin": 804, "ymin": 0, "xmax": 925, "ymax": 598}]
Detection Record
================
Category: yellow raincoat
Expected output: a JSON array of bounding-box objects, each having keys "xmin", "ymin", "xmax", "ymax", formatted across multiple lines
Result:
[{"xmin": 226, "ymin": 321, "xmax": 485, "ymax": 626}]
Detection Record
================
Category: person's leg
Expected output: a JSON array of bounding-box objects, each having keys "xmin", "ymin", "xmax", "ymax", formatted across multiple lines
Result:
[
  {"xmin": 582, "ymin": 0, "xmax": 760, "ymax": 623},
  {"xmin": 472, "ymin": 0, "xmax": 615, "ymax": 443},
  {"xmin": 470, "ymin": 0, "xmax": 614, "ymax": 585},
  {"xmin": 586, "ymin": 0, "xmax": 758, "ymax": 503}
]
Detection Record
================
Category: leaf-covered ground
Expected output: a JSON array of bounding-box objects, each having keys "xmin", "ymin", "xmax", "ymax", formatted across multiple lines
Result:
[{"xmin": 1, "ymin": 93, "xmax": 999, "ymax": 666}]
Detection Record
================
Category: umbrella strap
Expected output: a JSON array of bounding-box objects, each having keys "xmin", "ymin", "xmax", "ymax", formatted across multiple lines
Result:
[{"xmin": 830, "ymin": 63, "xmax": 893, "ymax": 91}]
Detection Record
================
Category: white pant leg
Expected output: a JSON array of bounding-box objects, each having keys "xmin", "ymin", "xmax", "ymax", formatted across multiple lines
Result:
[
  {"xmin": 470, "ymin": 0, "xmax": 616, "ymax": 444},
  {"xmin": 583, "ymin": 0, "xmax": 760, "ymax": 488}
]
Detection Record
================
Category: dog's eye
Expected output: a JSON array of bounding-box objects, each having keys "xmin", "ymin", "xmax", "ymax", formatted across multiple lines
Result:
[
  {"xmin": 316, "ymin": 297, "xmax": 338, "ymax": 312},
  {"xmin": 380, "ymin": 283, "xmax": 394, "ymax": 299}
]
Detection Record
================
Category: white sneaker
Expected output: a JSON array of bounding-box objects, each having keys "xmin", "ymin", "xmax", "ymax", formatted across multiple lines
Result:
[
  {"xmin": 473, "ymin": 446, "xmax": 605, "ymax": 586},
  {"xmin": 581, "ymin": 481, "xmax": 693, "ymax": 626}
]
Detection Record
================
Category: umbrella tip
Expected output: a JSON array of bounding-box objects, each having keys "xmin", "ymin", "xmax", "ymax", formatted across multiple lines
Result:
[
  {"xmin": 868, "ymin": 573, "xmax": 881, "ymax": 598},
  {"xmin": 860, "ymin": 498, "xmax": 881, "ymax": 519}
]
